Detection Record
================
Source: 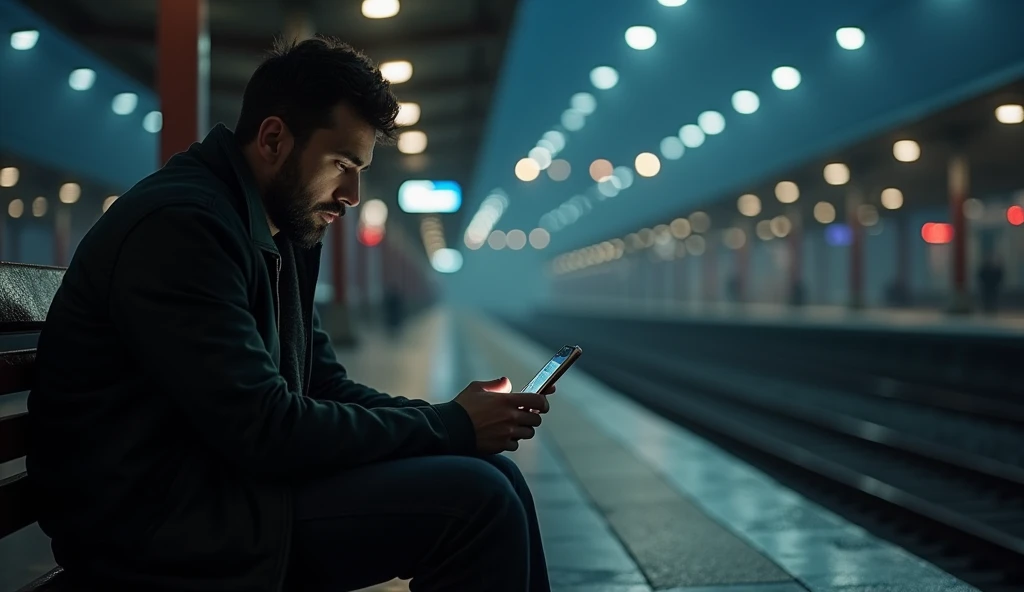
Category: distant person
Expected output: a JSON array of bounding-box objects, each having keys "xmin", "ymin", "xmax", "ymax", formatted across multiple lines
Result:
[
  {"xmin": 28, "ymin": 37, "xmax": 553, "ymax": 592},
  {"xmin": 977, "ymin": 255, "xmax": 1004, "ymax": 314}
]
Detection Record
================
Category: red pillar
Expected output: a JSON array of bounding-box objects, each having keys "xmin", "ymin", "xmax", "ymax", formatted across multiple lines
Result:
[
  {"xmin": 949, "ymin": 154, "xmax": 970, "ymax": 312},
  {"xmin": 158, "ymin": 0, "xmax": 209, "ymax": 165},
  {"xmin": 331, "ymin": 221, "xmax": 345, "ymax": 304},
  {"xmin": 848, "ymin": 190, "xmax": 864, "ymax": 308}
]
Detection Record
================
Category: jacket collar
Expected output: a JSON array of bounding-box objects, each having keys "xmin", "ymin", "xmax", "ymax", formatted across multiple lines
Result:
[{"xmin": 194, "ymin": 124, "xmax": 279, "ymax": 255}]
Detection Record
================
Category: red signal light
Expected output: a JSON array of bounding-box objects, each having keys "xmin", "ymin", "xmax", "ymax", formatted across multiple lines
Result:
[
  {"xmin": 921, "ymin": 222, "xmax": 954, "ymax": 245},
  {"xmin": 1007, "ymin": 205, "xmax": 1024, "ymax": 226}
]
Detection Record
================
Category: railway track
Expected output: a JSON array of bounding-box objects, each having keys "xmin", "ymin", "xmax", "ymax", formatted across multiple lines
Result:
[{"xmin": 516, "ymin": 321, "xmax": 1024, "ymax": 592}]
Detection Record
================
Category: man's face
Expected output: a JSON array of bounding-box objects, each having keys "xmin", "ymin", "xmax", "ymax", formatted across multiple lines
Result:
[{"xmin": 261, "ymin": 103, "xmax": 376, "ymax": 249}]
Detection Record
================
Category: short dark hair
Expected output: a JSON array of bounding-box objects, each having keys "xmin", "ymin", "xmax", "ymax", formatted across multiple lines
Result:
[{"xmin": 234, "ymin": 36, "xmax": 400, "ymax": 147}]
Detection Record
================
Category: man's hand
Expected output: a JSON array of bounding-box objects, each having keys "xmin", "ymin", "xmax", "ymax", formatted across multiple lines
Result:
[{"xmin": 454, "ymin": 378, "xmax": 551, "ymax": 454}]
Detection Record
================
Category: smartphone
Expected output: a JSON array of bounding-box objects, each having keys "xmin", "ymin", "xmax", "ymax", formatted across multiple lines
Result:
[{"xmin": 522, "ymin": 345, "xmax": 583, "ymax": 394}]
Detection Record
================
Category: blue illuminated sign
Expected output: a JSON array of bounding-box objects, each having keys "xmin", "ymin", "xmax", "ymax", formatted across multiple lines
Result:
[
  {"xmin": 398, "ymin": 180, "xmax": 463, "ymax": 213},
  {"xmin": 825, "ymin": 223, "xmax": 852, "ymax": 246}
]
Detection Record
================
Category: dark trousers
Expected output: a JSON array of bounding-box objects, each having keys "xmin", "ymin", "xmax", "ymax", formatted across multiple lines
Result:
[{"xmin": 286, "ymin": 454, "xmax": 550, "ymax": 592}]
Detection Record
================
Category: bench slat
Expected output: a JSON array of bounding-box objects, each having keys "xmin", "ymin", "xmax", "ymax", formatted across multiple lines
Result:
[
  {"xmin": 0, "ymin": 350, "xmax": 35, "ymax": 398},
  {"xmin": 0, "ymin": 412, "xmax": 28, "ymax": 464},
  {"xmin": 0, "ymin": 472, "xmax": 35, "ymax": 539}
]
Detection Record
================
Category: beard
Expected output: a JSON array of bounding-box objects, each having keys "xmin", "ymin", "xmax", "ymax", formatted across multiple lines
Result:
[{"xmin": 262, "ymin": 152, "xmax": 341, "ymax": 249}]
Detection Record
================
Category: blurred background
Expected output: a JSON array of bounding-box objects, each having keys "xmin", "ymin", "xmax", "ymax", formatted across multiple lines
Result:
[{"xmin": 2, "ymin": 0, "xmax": 1022, "ymax": 324}]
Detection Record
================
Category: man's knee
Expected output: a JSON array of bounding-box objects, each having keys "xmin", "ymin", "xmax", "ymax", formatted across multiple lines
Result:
[{"xmin": 455, "ymin": 457, "xmax": 526, "ymax": 516}]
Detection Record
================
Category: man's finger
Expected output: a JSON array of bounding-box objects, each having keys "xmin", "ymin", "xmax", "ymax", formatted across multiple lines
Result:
[
  {"xmin": 512, "ymin": 410, "xmax": 542, "ymax": 427},
  {"xmin": 508, "ymin": 392, "xmax": 550, "ymax": 413},
  {"xmin": 504, "ymin": 439, "xmax": 520, "ymax": 452},
  {"xmin": 478, "ymin": 377, "xmax": 512, "ymax": 393},
  {"xmin": 511, "ymin": 426, "xmax": 536, "ymax": 441},
  {"xmin": 542, "ymin": 384, "xmax": 557, "ymax": 395}
]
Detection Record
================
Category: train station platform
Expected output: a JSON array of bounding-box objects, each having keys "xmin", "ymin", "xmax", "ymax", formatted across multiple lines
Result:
[{"xmin": 0, "ymin": 310, "xmax": 979, "ymax": 592}]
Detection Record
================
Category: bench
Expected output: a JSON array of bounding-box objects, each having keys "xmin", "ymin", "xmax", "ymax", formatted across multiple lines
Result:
[{"xmin": 0, "ymin": 262, "xmax": 68, "ymax": 591}]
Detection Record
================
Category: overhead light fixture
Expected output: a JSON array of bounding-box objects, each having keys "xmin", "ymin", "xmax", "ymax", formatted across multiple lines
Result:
[
  {"xmin": 380, "ymin": 60, "xmax": 413, "ymax": 84},
  {"xmin": 515, "ymin": 158, "xmax": 541, "ymax": 182},
  {"xmin": 772, "ymin": 66, "xmax": 801, "ymax": 90},
  {"xmin": 32, "ymin": 196, "xmax": 47, "ymax": 217},
  {"xmin": 893, "ymin": 140, "xmax": 920, "ymax": 162},
  {"xmin": 660, "ymin": 136, "xmax": 684, "ymax": 160},
  {"xmin": 658, "ymin": 0, "xmax": 688, "ymax": 5},
  {"xmin": 634, "ymin": 152, "xmax": 661, "ymax": 178},
  {"xmin": 679, "ymin": 124, "xmax": 705, "ymax": 148},
  {"xmin": 560, "ymin": 109, "xmax": 585, "ymax": 131},
  {"xmin": 823, "ymin": 163, "xmax": 850, "ymax": 185},
  {"xmin": 59, "ymin": 182, "xmax": 81, "ymax": 204},
  {"xmin": 398, "ymin": 180, "xmax": 461, "ymax": 213},
  {"xmin": 529, "ymin": 228, "xmax": 551, "ymax": 249},
  {"xmin": 995, "ymin": 104, "xmax": 1023, "ymax": 124},
  {"xmin": 431, "ymin": 248, "xmax": 463, "ymax": 273},
  {"xmin": 590, "ymin": 66, "xmax": 619, "ymax": 90},
  {"xmin": 547, "ymin": 159, "xmax": 571, "ymax": 181},
  {"xmin": 588, "ymin": 159, "xmax": 613, "ymax": 182},
  {"xmin": 68, "ymin": 68, "xmax": 96, "ymax": 91},
  {"xmin": 112, "ymin": 92, "xmax": 138, "ymax": 115},
  {"xmin": 737, "ymin": 194, "xmax": 761, "ymax": 217},
  {"xmin": 397, "ymin": 130, "xmax": 427, "ymax": 154},
  {"xmin": 625, "ymin": 26, "xmax": 657, "ymax": 50},
  {"xmin": 881, "ymin": 187, "xmax": 904, "ymax": 210},
  {"xmin": 528, "ymin": 146, "xmax": 552, "ymax": 170},
  {"xmin": 395, "ymin": 102, "xmax": 421, "ymax": 126},
  {"xmin": 775, "ymin": 181, "xmax": 800, "ymax": 203},
  {"xmin": 835, "ymin": 27, "xmax": 865, "ymax": 50},
  {"xmin": 362, "ymin": 0, "xmax": 400, "ymax": 19},
  {"xmin": 8, "ymin": 199, "xmax": 25, "ymax": 218},
  {"xmin": 361, "ymin": 199, "xmax": 389, "ymax": 227},
  {"xmin": 0, "ymin": 167, "xmax": 19, "ymax": 188},
  {"xmin": 571, "ymin": 93, "xmax": 597, "ymax": 115},
  {"xmin": 142, "ymin": 111, "xmax": 163, "ymax": 133},
  {"xmin": 814, "ymin": 202, "xmax": 837, "ymax": 224},
  {"xmin": 10, "ymin": 29, "xmax": 39, "ymax": 50},
  {"xmin": 731, "ymin": 90, "xmax": 760, "ymax": 114},
  {"xmin": 698, "ymin": 110, "xmax": 725, "ymax": 135}
]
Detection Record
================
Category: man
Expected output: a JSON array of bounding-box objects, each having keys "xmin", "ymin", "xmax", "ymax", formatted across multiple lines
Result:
[{"xmin": 28, "ymin": 37, "xmax": 553, "ymax": 592}]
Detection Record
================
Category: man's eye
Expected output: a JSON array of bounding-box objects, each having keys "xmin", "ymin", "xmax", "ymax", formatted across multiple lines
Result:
[{"xmin": 335, "ymin": 161, "xmax": 349, "ymax": 172}]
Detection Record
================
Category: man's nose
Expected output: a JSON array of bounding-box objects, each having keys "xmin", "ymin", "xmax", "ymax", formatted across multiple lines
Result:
[{"xmin": 336, "ymin": 175, "xmax": 361, "ymax": 208}]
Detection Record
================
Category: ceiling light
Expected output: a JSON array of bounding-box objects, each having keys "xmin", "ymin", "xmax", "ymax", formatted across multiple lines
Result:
[
  {"xmin": 770, "ymin": 215, "xmax": 792, "ymax": 238},
  {"xmin": 0, "ymin": 167, "xmax": 19, "ymax": 188},
  {"xmin": 590, "ymin": 66, "xmax": 619, "ymax": 90},
  {"xmin": 732, "ymin": 90, "xmax": 760, "ymax": 114},
  {"xmin": 8, "ymin": 199, "xmax": 24, "ymax": 218},
  {"xmin": 589, "ymin": 159, "xmax": 613, "ymax": 182},
  {"xmin": 995, "ymin": 104, "xmax": 1024, "ymax": 124},
  {"xmin": 775, "ymin": 181, "xmax": 799, "ymax": 203},
  {"xmin": 380, "ymin": 60, "xmax": 413, "ymax": 83},
  {"xmin": 571, "ymin": 92, "xmax": 597, "ymax": 115},
  {"xmin": 698, "ymin": 110, "xmax": 725, "ymax": 135},
  {"xmin": 814, "ymin": 202, "xmax": 836, "ymax": 224},
  {"xmin": 112, "ymin": 92, "xmax": 138, "ymax": 115},
  {"xmin": 772, "ymin": 66, "xmax": 801, "ymax": 90},
  {"xmin": 823, "ymin": 163, "xmax": 850, "ymax": 185},
  {"xmin": 529, "ymin": 228, "xmax": 551, "ymax": 249},
  {"xmin": 670, "ymin": 218, "xmax": 691, "ymax": 239},
  {"xmin": 10, "ymin": 30, "xmax": 39, "ymax": 50},
  {"xmin": 143, "ymin": 111, "xmax": 163, "ymax": 133},
  {"xmin": 689, "ymin": 211, "xmax": 710, "ymax": 233},
  {"xmin": 893, "ymin": 140, "xmax": 920, "ymax": 162},
  {"xmin": 59, "ymin": 182, "xmax": 81, "ymax": 204},
  {"xmin": 836, "ymin": 27, "xmax": 865, "ymax": 50},
  {"xmin": 32, "ymin": 196, "xmax": 47, "ymax": 217},
  {"xmin": 660, "ymin": 136, "xmax": 684, "ymax": 160},
  {"xmin": 634, "ymin": 152, "xmax": 661, "ymax": 177},
  {"xmin": 658, "ymin": 0, "xmax": 688, "ymax": 5},
  {"xmin": 69, "ymin": 68, "xmax": 96, "ymax": 91},
  {"xmin": 506, "ymin": 229, "xmax": 527, "ymax": 250},
  {"xmin": 625, "ymin": 26, "xmax": 657, "ymax": 50},
  {"xmin": 723, "ymin": 228, "xmax": 746, "ymax": 250},
  {"xmin": 430, "ymin": 248, "xmax": 462, "ymax": 274},
  {"xmin": 542, "ymin": 130, "xmax": 566, "ymax": 153},
  {"xmin": 561, "ymin": 109, "xmax": 585, "ymax": 131},
  {"xmin": 881, "ymin": 188, "xmax": 904, "ymax": 210},
  {"xmin": 488, "ymin": 230, "xmax": 507, "ymax": 250},
  {"xmin": 362, "ymin": 0, "xmax": 400, "ymax": 19},
  {"xmin": 547, "ymin": 159, "xmax": 571, "ymax": 181},
  {"xmin": 397, "ymin": 130, "xmax": 427, "ymax": 154},
  {"xmin": 515, "ymin": 158, "xmax": 541, "ymax": 182},
  {"xmin": 612, "ymin": 166, "xmax": 635, "ymax": 189},
  {"xmin": 679, "ymin": 124, "xmax": 705, "ymax": 148},
  {"xmin": 737, "ymin": 194, "xmax": 761, "ymax": 217},
  {"xmin": 395, "ymin": 102, "xmax": 420, "ymax": 126}
]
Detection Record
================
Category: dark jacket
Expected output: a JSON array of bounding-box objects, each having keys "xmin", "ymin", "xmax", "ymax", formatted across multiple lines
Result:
[{"xmin": 27, "ymin": 124, "xmax": 477, "ymax": 591}]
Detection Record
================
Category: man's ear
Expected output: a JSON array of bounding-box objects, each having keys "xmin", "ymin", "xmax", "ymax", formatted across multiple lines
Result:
[{"xmin": 256, "ymin": 116, "xmax": 294, "ymax": 166}]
